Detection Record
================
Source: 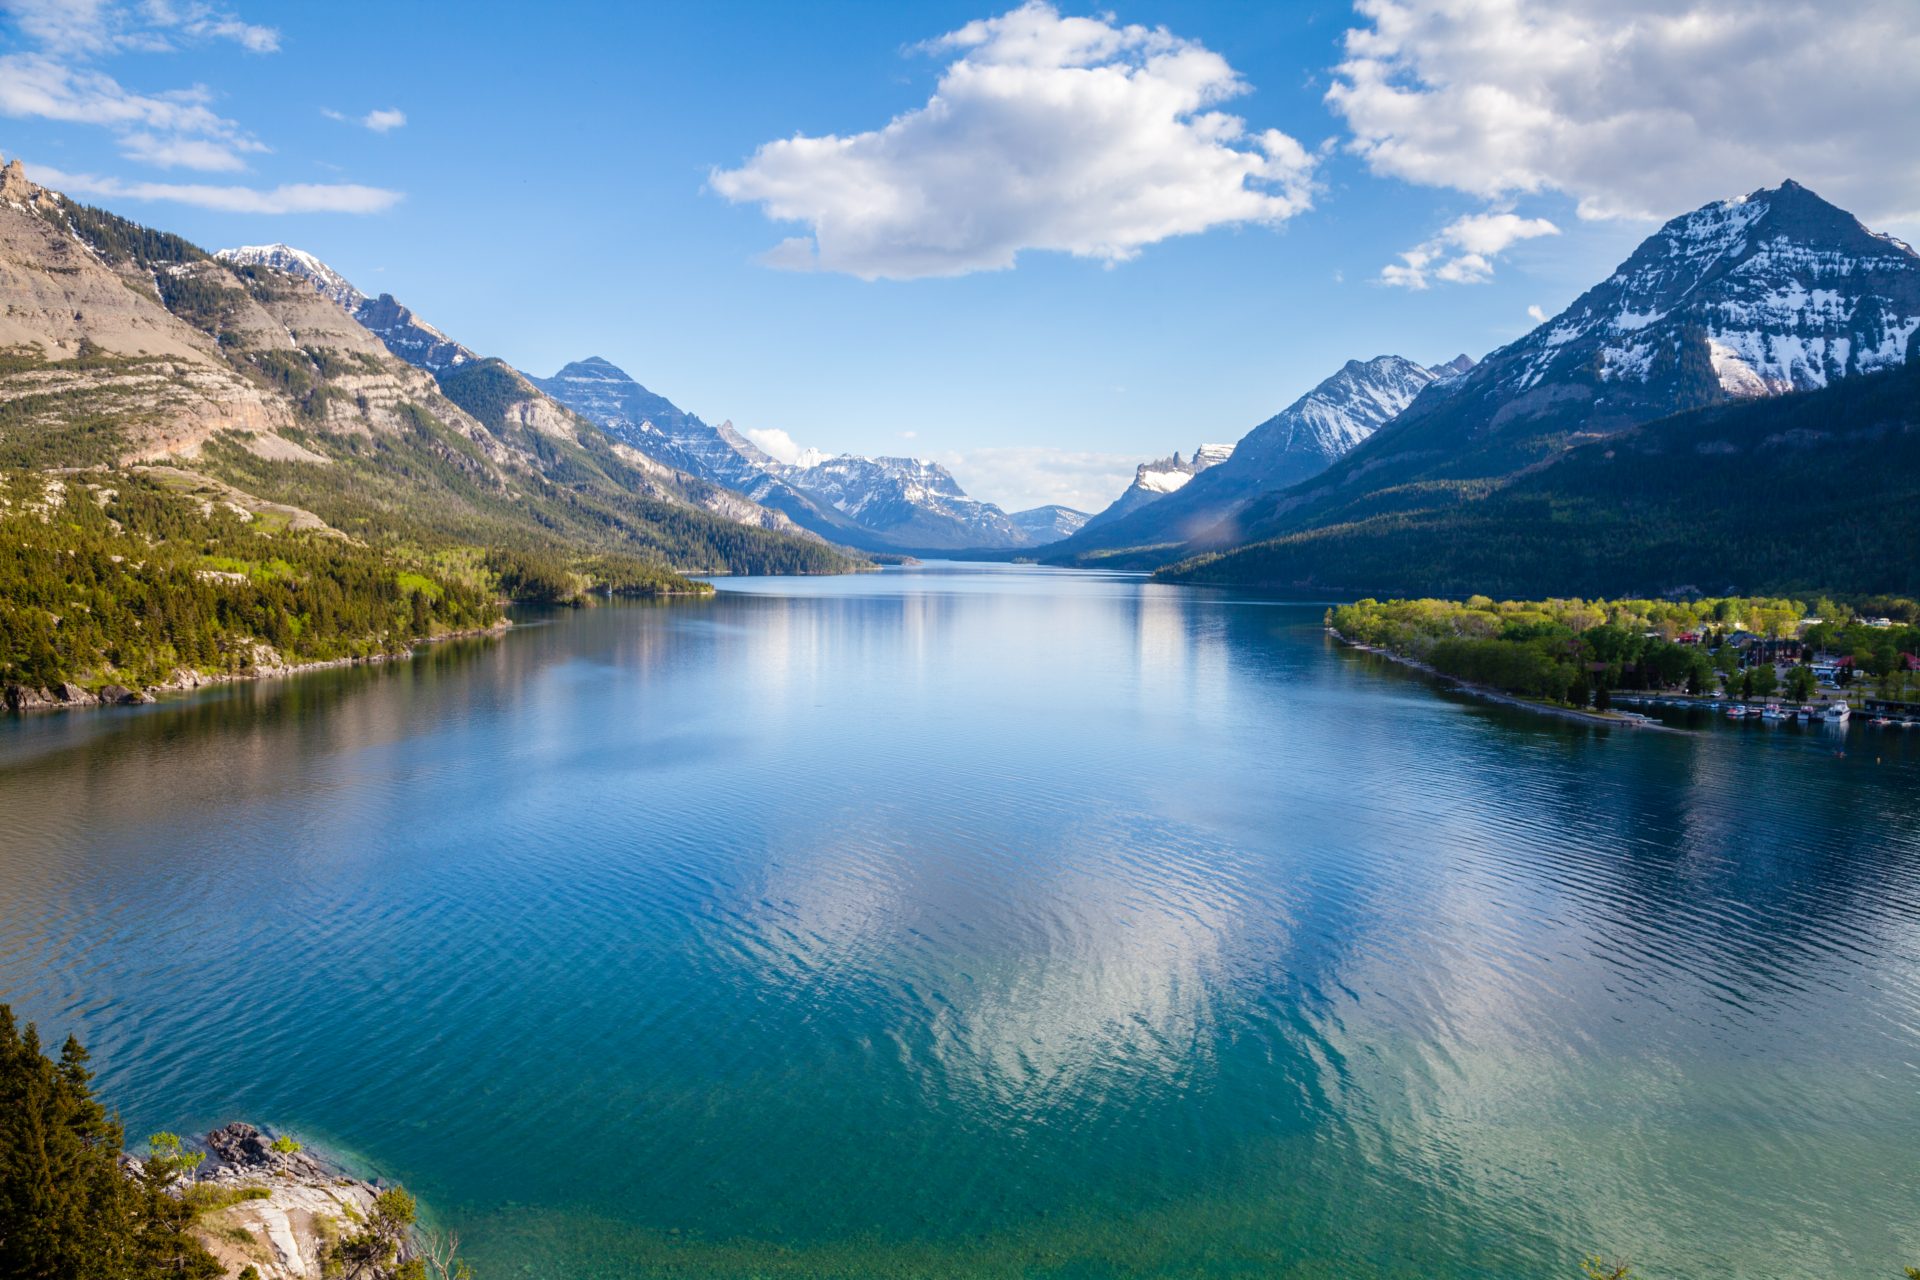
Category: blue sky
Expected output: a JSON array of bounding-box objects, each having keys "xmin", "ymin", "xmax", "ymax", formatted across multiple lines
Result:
[{"xmin": 3, "ymin": 1, "xmax": 1916, "ymax": 511}]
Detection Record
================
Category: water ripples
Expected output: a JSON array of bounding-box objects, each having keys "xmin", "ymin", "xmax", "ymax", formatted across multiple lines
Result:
[{"xmin": 2, "ymin": 568, "xmax": 1919, "ymax": 1276}]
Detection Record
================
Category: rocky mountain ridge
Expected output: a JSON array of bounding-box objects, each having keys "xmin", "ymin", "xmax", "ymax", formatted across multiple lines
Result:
[
  {"xmin": 1078, "ymin": 443, "xmax": 1233, "ymax": 534},
  {"xmin": 0, "ymin": 157, "xmax": 854, "ymax": 590},
  {"xmin": 1267, "ymin": 182, "xmax": 1920, "ymax": 537},
  {"xmin": 1055, "ymin": 353, "xmax": 1462, "ymax": 559}
]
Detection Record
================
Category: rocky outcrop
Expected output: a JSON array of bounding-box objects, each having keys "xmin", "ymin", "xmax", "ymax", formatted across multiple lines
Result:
[
  {"xmin": 187, "ymin": 1123, "xmax": 383, "ymax": 1280},
  {"xmin": 5, "ymin": 682, "xmax": 102, "ymax": 711}
]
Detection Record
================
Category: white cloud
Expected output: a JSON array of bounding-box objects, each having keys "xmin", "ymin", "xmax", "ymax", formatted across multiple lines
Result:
[
  {"xmin": 711, "ymin": 1, "xmax": 1316, "ymax": 280},
  {"xmin": 0, "ymin": 53, "xmax": 267, "ymax": 171},
  {"xmin": 1527, "ymin": 304, "xmax": 1547, "ymax": 323},
  {"xmin": 743, "ymin": 426, "xmax": 809, "ymax": 464},
  {"xmin": 27, "ymin": 163, "xmax": 402, "ymax": 214},
  {"xmin": 0, "ymin": 2, "xmax": 281, "ymax": 174},
  {"xmin": 1328, "ymin": 0, "xmax": 1920, "ymax": 228},
  {"xmin": 939, "ymin": 445, "xmax": 1141, "ymax": 514},
  {"xmin": 0, "ymin": 1, "xmax": 278, "ymax": 55},
  {"xmin": 117, "ymin": 128, "xmax": 261, "ymax": 170},
  {"xmin": 0, "ymin": 54, "xmax": 229, "ymax": 133},
  {"xmin": 326, "ymin": 106, "xmax": 406, "ymax": 133},
  {"xmin": 1380, "ymin": 210, "xmax": 1558, "ymax": 289}
]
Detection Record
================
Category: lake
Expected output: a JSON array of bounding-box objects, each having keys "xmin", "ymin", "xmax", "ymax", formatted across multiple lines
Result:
[{"xmin": 2, "ymin": 563, "xmax": 1917, "ymax": 1279}]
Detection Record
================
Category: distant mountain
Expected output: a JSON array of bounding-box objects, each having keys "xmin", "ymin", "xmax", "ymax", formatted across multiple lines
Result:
[
  {"xmin": 1052, "ymin": 354, "xmax": 1459, "ymax": 561},
  {"xmin": 530, "ymin": 357, "xmax": 876, "ymax": 544},
  {"xmin": 531, "ymin": 357, "xmax": 775, "ymax": 488},
  {"xmin": 1251, "ymin": 182, "xmax": 1920, "ymax": 543},
  {"xmin": 1009, "ymin": 504, "xmax": 1091, "ymax": 542},
  {"xmin": 1078, "ymin": 444, "xmax": 1232, "ymax": 534},
  {"xmin": 766, "ymin": 454, "xmax": 1028, "ymax": 550},
  {"xmin": 535, "ymin": 356, "xmax": 1043, "ymax": 551},
  {"xmin": 1161, "ymin": 343, "xmax": 1920, "ymax": 598}
]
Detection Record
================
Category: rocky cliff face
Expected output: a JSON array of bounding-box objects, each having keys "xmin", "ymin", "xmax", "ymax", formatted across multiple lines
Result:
[
  {"xmin": 351, "ymin": 293, "xmax": 477, "ymax": 375},
  {"xmin": 215, "ymin": 244, "xmax": 478, "ymax": 376},
  {"xmin": 215, "ymin": 244, "xmax": 365, "ymax": 311}
]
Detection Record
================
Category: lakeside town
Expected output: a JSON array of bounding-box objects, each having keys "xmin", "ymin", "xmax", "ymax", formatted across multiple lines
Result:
[{"xmin": 1327, "ymin": 595, "xmax": 1920, "ymax": 730}]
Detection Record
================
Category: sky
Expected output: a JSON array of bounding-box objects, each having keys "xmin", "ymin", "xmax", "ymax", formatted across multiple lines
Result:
[{"xmin": 3, "ymin": 0, "xmax": 1917, "ymax": 513}]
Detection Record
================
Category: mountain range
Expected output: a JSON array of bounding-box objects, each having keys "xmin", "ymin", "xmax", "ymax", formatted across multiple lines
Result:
[
  {"xmin": 0, "ymin": 158, "xmax": 853, "ymax": 577},
  {"xmin": 1054, "ymin": 353, "xmax": 1474, "ymax": 562},
  {"xmin": 3, "ymin": 153, "xmax": 1916, "ymax": 673},
  {"xmin": 531, "ymin": 355, "xmax": 1089, "ymax": 551},
  {"xmin": 216, "ymin": 246, "xmax": 1056, "ymax": 553},
  {"xmin": 1058, "ymin": 181, "xmax": 1920, "ymax": 596}
]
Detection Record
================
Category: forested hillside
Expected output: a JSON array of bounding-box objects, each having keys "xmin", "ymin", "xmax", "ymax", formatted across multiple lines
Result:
[{"xmin": 1162, "ymin": 355, "xmax": 1920, "ymax": 598}]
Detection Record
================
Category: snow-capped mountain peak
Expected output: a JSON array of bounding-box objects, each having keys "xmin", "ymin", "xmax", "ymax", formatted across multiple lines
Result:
[
  {"xmin": 214, "ymin": 243, "xmax": 365, "ymax": 311},
  {"xmin": 1236, "ymin": 354, "xmax": 1444, "ymax": 468},
  {"xmin": 1499, "ymin": 180, "xmax": 1920, "ymax": 403}
]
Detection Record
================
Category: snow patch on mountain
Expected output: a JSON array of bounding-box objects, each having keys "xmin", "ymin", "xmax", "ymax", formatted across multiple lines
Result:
[
  {"xmin": 214, "ymin": 244, "xmax": 365, "ymax": 311},
  {"xmin": 1501, "ymin": 182, "xmax": 1919, "ymax": 408}
]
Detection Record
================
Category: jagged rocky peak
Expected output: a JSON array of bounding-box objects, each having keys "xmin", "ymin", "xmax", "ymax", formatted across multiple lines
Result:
[
  {"xmin": 214, "ymin": 243, "xmax": 366, "ymax": 311},
  {"xmin": 0, "ymin": 155, "xmax": 32, "ymax": 202},
  {"xmin": 1430, "ymin": 353, "xmax": 1476, "ymax": 378},
  {"xmin": 1239, "ymin": 354, "xmax": 1445, "ymax": 466},
  {"xmin": 1135, "ymin": 444, "xmax": 1232, "ymax": 495}
]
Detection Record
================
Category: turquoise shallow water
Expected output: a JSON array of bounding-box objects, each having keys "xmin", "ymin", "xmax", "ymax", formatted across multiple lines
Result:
[{"xmin": 2, "ymin": 563, "xmax": 1918, "ymax": 1278}]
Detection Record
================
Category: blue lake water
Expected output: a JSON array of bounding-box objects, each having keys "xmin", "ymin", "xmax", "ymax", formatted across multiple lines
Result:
[{"xmin": 2, "ymin": 562, "xmax": 1917, "ymax": 1278}]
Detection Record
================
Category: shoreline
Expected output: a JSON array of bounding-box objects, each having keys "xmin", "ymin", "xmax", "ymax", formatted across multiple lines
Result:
[
  {"xmin": 3, "ymin": 618, "xmax": 513, "ymax": 717},
  {"xmin": 1328, "ymin": 628, "xmax": 1687, "ymax": 732}
]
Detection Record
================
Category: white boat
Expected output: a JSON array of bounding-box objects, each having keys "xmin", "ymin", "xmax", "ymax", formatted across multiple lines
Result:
[
  {"xmin": 1761, "ymin": 704, "xmax": 1786, "ymax": 722},
  {"xmin": 1726, "ymin": 705, "xmax": 1747, "ymax": 719},
  {"xmin": 1825, "ymin": 703, "xmax": 1851, "ymax": 723}
]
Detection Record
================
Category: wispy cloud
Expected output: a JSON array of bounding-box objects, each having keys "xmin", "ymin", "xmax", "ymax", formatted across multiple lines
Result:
[
  {"xmin": 1, "ymin": 1, "xmax": 399, "ymax": 212},
  {"xmin": 28, "ymin": 164, "xmax": 402, "ymax": 214},
  {"xmin": 0, "ymin": 0, "xmax": 278, "ymax": 56},
  {"xmin": 938, "ymin": 445, "xmax": 1141, "ymax": 514},
  {"xmin": 1380, "ymin": 211, "xmax": 1559, "ymax": 290},
  {"xmin": 324, "ymin": 106, "xmax": 406, "ymax": 133},
  {"xmin": 711, "ymin": 1, "xmax": 1316, "ymax": 280}
]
